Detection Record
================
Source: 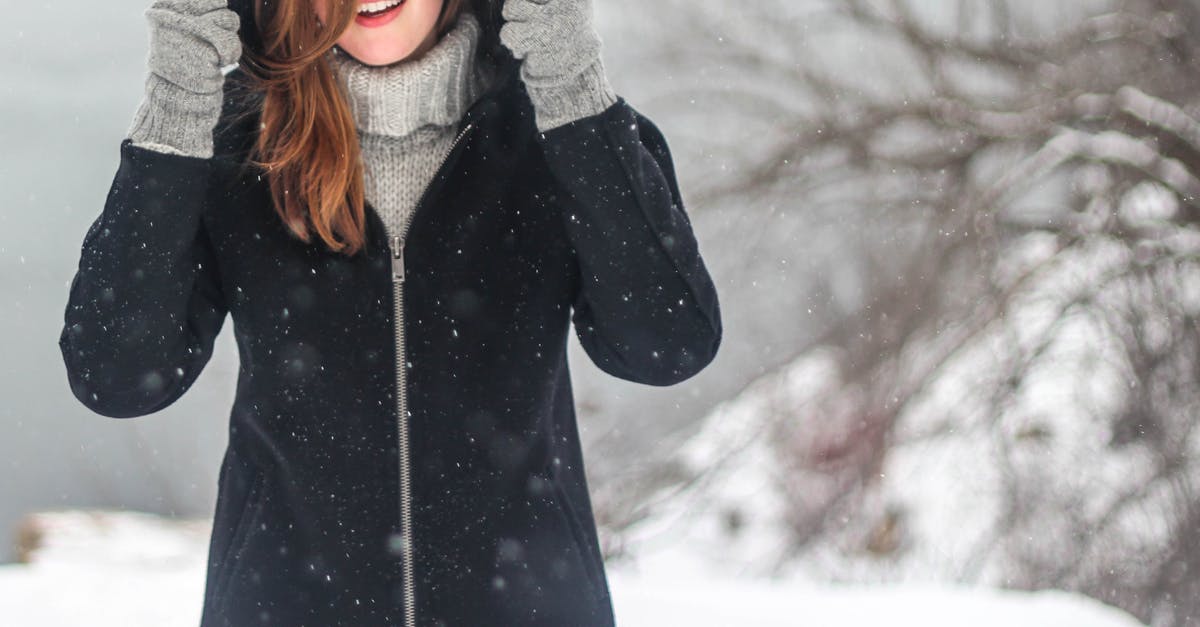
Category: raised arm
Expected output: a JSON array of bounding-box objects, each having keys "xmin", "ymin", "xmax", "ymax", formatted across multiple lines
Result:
[
  {"xmin": 59, "ymin": 141, "xmax": 228, "ymax": 418},
  {"xmin": 542, "ymin": 100, "xmax": 722, "ymax": 386},
  {"xmin": 58, "ymin": 0, "xmax": 238, "ymax": 417},
  {"xmin": 500, "ymin": 0, "xmax": 722, "ymax": 386}
]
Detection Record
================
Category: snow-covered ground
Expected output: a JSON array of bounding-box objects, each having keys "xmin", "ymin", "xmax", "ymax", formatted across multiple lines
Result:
[{"xmin": 0, "ymin": 510, "xmax": 1146, "ymax": 627}]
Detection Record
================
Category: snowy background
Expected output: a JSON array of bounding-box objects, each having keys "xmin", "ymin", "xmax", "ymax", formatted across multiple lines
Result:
[{"xmin": 0, "ymin": 510, "xmax": 1145, "ymax": 626}]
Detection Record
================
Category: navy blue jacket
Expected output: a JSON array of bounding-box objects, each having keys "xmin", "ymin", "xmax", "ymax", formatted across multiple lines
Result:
[{"xmin": 57, "ymin": 3, "xmax": 721, "ymax": 625}]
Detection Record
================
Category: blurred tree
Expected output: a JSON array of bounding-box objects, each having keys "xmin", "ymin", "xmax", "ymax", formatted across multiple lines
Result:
[{"xmin": 600, "ymin": 1, "xmax": 1200, "ymax": 624}]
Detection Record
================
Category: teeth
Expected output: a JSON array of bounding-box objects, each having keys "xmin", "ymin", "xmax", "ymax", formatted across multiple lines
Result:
[{"xmin": 359, "ymin": 0, "xmax": 403, "ymax": 14}]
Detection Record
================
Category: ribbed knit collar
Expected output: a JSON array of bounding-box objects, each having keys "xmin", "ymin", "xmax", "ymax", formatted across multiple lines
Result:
[{"xmin": 326, "ymin": 10, "xmax": 486, "ymax": 138}]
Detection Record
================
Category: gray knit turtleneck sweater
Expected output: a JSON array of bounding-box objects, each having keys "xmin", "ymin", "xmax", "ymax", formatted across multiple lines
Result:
[
  {"xmin": 127, "ymin": 3, "xmax": 619, "ymax": 244},
  {"xmin": 326, "ymin": 10, "xmax": 492, "ymax": 241}
]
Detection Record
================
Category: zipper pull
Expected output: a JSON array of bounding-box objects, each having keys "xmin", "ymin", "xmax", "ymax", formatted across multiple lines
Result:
[{"xmin": 391, "ymin": 234, "xmax": 405, "ymax": 283}]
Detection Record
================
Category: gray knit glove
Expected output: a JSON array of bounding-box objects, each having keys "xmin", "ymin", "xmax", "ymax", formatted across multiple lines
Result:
[
  {"xmin": 499, "ymin": 0, "xmax": 618, "ymax": 133},
  {"xmin": 126, "ymin": 0, "xmax": 241, "ymax": 159}
]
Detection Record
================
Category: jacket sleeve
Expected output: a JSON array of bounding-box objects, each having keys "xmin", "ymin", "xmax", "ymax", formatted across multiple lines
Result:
[
  {"xmin": 538, "ymin": 96, "xmax": 722, "ymax": 386},
  {"xmin": 58, "ymin": 138, "xmax": 228, "ymax": 418}
]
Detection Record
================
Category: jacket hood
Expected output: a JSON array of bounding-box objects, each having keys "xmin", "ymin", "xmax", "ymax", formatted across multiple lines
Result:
[{"xmin": 226, "ymin": 0, "xmax": 516, "ymax": 81}]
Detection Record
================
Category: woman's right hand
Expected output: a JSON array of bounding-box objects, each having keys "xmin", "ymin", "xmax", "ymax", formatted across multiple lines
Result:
[
  {"xmin": 144, "ymin": 0, "xmax": 241, "ymax": 95},
  {"xmin": 126, "ymin": 0, "xmax": 243, "ymax": 159}
]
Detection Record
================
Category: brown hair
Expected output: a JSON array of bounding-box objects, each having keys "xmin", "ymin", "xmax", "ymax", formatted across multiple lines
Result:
[{"xmin": 238, "ymin": 0, "xmax": 467, "ymax": 256}]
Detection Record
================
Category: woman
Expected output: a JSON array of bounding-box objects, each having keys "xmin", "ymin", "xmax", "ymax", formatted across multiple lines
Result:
[{"xmin": 58, "ymin": 0, "xmax": 722, "ymax": 624}]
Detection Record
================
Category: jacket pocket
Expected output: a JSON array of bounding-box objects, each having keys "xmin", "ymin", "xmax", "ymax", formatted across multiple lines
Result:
[
  {"xmin": 211, "ymin": 469, "xmax": 266, "ymax": 612},
  {"xmin": 548, "ymin": 478, "xmax": 606, "ymax": 597}
]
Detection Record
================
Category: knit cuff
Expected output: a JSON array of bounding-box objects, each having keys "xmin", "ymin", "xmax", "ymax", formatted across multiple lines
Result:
[
  {"xmin": 131, "ymin": 141, "xmax": 189, "ymax": 156},
  {"xmin": 523, "ymin": 56, "xmax": 618, "ymax": 134},
  {"xmin": 126, "ymin": 73, "xmax": 224, "ymax": 159}
]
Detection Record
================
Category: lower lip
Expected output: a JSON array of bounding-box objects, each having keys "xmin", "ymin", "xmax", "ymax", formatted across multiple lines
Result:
[{"xmin": 355, "ymin": 0, "xmax": 405, "ymax": 27}]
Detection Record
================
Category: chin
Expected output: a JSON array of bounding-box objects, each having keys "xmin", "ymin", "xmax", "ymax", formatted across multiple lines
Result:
[
  {"xmin": 336, "ymin": 17, "xmax": 436, "ymax": 67},
  {"xmin": 337, "ymin": 32, "xmax": 420, "ymax": 66}
]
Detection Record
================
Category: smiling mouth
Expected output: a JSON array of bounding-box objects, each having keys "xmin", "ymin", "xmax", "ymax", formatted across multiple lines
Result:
[{"xmin": 358, "ymin": 0, "xmax": 406, "ymax": 18}]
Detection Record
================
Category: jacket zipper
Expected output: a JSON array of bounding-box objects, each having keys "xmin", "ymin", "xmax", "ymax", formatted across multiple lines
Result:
[{"xmin": 386, "ymin": 120, "xmax": 475, "ymax": 627}]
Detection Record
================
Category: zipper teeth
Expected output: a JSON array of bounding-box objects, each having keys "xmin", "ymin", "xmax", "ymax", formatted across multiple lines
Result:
[{"xmin": 390, "ymin": 121, "xmax": 474, "ymax": 627}]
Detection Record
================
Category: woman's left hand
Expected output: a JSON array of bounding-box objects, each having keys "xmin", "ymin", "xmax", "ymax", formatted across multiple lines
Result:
[
  {"xmin": 498, "ymin": 0, "xmax": 619, "ymax": 132},
  {"xmin": 499, "ymin": 0, "xmax": 602, "ymax": 79}
]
